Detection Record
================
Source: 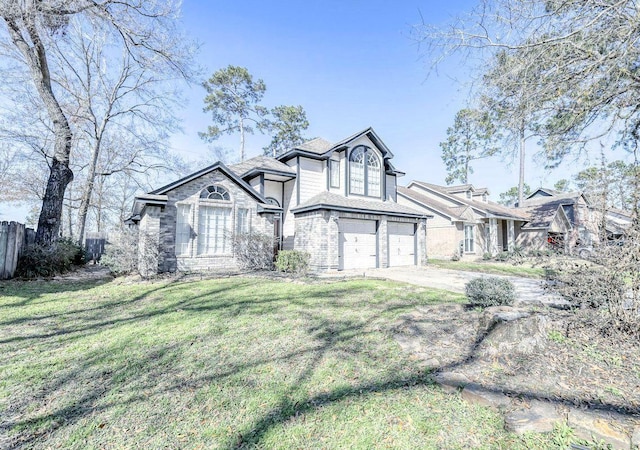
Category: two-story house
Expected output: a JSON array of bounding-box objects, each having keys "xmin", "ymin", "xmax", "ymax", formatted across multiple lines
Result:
[{"xmin": 129, "ymin": 128, "xmax": 428, "ymax": 274}]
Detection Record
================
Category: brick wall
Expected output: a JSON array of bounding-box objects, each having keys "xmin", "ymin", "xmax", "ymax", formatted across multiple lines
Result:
[{"xmin": 138, "ymin": 169, "xmax": 274, "ymax": 274}]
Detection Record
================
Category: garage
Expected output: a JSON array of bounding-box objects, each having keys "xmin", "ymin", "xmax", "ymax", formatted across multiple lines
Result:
[
  {"xmin": 339, "ymin": 219, "xmax": 377, "ymax": 270},
  {"xmin": 388, "ymin": 222, "xmax": 416, "ymax": 267}
]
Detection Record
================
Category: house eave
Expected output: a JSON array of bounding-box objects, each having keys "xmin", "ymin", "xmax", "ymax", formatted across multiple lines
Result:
[{"xmin": 291, "ymin": 203, "xmax": 427, "ymax": 219}]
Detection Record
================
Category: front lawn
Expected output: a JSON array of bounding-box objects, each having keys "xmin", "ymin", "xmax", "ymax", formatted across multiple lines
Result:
[
  {"xmin": 1, "ymin": 275, "xmax": 561, "ymax": 448},
  {"xmin": 428, "ymin": 259, "xmax": 546, "ymax": 278}
]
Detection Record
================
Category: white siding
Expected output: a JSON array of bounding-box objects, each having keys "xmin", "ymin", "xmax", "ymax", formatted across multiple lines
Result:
[
  {"xmin": 264, "ymin": 180, "xmax": 282, "ymax": 205},
  {"xmin": 386, "ymin": 174, "xmax": 396, "ymax": 202},
  {"xmin": 299, "ymin": 157, "xmax": 324, "ymax": 203}
]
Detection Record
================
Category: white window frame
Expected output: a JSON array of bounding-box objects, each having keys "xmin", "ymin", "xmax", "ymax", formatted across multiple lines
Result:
[
  {"xmin": 464, "ymin": 224, "xmax": 475, "ymax": 253},
  {"xmin": 175, "ymin": 203, "xmax": 192, "ymax": 256},
  {"xmin": 195, "ymin": 185, "xmax": 234, "ymax": 256},
  {"xmin": 349, "ymin": 146, "xmax": 381, "ymax": 198},
  {"xmin": 236, "ymin": 208, "xmax": 249, "ymax": 234},
  {"xmin": 197, "ymin": 206, "xmax": 232, "ymax": 256},
  {"xmin": 329, "ymin": 159, "xmax": 340, "ymax": 188}
]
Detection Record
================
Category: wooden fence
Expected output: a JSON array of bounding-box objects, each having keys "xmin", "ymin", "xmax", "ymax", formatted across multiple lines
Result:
[
  {"xmin": 0, "ymin": 221, "xmax": 34, "ymax": 280},
  {"xmin": 85, "ymin": 232, "xmax": 108, "ymax": 262}
]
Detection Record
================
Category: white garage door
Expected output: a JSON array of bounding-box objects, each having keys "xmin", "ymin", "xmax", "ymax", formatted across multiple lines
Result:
[
  {"xmin": 388, "ymin": 222, "xmax": 416, "ymax": 267},
  {"xmin": 340, "ymin": 219, "xmax": 377, "ymax": 270}
]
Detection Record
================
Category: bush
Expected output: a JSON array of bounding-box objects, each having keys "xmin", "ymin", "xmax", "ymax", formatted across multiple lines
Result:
[
  {"xmin": 232, "ymin": 232, "xmax": 274, "ymax": 271},
  {"xmin": 16, "ymin": 238, "xmax": 84, "ymax": 278},
  {"xmin": 465, "ymin": 276, "xmax": 516, "ymax": 307},
  {"xmin": 545, "ymin": 224, "xmax": 640, "ymax": 340},
  {"xmin": 275, "ymin": 250, "xmax": 310, "ymax": 275},
  {"xmin": 100, "ymin": 228, "xmax": 140, "ymax": 276}
]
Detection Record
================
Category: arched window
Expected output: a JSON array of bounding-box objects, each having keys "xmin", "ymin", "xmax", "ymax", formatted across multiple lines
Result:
[
  {"xmin": 265, "ymin": 197, "xmax": 280, "ymax": 207},
  {"xmin": 197, "ymin": 185, "xmax": 231, "ymax": 255},
  {"xmin": 200, "ymin": 185, "xmax": 230, "ymax": 201},
  {"xmin": 349, "ymin": 146, "xmax": 381, "ymax": 197}
]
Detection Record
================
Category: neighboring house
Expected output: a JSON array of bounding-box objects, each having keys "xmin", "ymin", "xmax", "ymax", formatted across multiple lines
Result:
[
  {"xmin": 516, "ymin": 188, "xmax": 596, "ymax": 250},
  {"xmin": 397, "ymin": 182, "xmax": 528, "ymax": 259},
  {"xmin": 604, "ymin": 208, "xmax": 633, "ymax": 240},
  {"xmin": 129, "ymin": 127, "xmax": 428, "ymax": 274}
]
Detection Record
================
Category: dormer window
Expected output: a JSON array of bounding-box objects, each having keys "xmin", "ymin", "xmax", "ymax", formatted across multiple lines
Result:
[
  {"xmin": 482, "ymin": 193, "xmax": 488, "ymax": 202},
  {"xmin": 466, "ymin": 190, "xmax": 472, "ymax": 199},
  {"xmin": 349, "ymin": 146, "xmax": 381, "ymax": 197}
]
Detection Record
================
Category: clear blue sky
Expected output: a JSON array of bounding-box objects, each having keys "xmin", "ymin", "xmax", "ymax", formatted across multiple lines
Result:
[
  {"xmin": 172, "ymin": 0, "xmax": 594, "ymax": 197},
  {"xmin": 0, "ymin": 0, "xmax": 620, "ymax": 222}
]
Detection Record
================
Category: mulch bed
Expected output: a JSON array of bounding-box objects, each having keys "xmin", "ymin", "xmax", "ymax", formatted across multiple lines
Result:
[{"xmin": 393, "ymin": 303, "xmax": 640, "ymax": 417}]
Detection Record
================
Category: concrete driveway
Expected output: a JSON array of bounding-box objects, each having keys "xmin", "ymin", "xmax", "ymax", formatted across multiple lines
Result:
[{"xmin": 322, "ymin": 265, "xmax": 568, "ymax": 308}]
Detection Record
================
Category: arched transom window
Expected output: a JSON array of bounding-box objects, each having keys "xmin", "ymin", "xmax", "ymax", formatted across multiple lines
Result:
[
  {"xmin": 349, "ymin": 146, "xmax": 381, "ymax": 197},
  {"xmin": 196, "ymin": 185, "xmax": 232, "ymax": 255},
  {"xmin": 200, "ymin": 185, "xmax": 230, "ymax": 201}
]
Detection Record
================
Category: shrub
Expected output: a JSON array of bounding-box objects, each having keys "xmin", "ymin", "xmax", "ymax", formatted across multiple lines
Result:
[
  {"xmin": 546, "ymin": 224, "xmax": 640, "ymax": 339},
  {"xmin": 494, "ymin": 251, "xmax": 510, "ymax": 262},
  {"xmin": 275, "ymin": 250, "xmax": 310, "ymax": 275},
  {"xmin": 482, "ymin": 252, "xmax": 492, "ymax": 261},
  {"xmin": 16, "ymin": 238, "xmax": 84, "ymax": 278},
  {"xmin": 465, "ymin": 276, "xmax": 516, "ymax": 307},
  {"xmin": 231, "ymin": 232, "xmax": 274, "ymax": 271},
  {"xmin": 100, "ymin": 228, "xmax": 139, "ymax": 276}
]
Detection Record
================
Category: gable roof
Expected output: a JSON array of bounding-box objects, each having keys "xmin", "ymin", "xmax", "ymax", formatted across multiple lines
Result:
[
  {"xmin": 519, "ymin": 203, "xmax": 572, "ymax": 231},
  {"xmin": 408, "ymin": 181, "xmax": 528, "ymax": 221},
  {"xmin": 148, "ymin": 161, "xmax": 270, "ymax": 206},
  {"xmin": 296, "ymin": 137, "xmax": 333, "ymax": 154},
  {"xmin": 443, "ymin": 184, "xmax": 475, "ymax": 194},
  {"xmin": 292, "ymin": 191, "xmax": 427, "ymax": 218},
  {"xmin": 277, "ymin": 127, "xmax": 396, "ymax": 162},
  {"xmin": 228, "ymin": 155, "xmax": 296, "ymax": 179},
  {"xmin": 523, "ymin": 188, "xmax": 589, "ymax": 207},
  {"xmin": 397, "ymin": 186, "xmax": 470, "ymax": 221}
]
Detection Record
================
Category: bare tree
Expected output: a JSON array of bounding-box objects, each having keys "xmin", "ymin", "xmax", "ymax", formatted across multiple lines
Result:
[
  {"xmin": 415, "ymin": 0, "xmax": 640, "ymax": 204},
  {"xmin": 48, "ymin": 18, "xmax": 184, "ymax": 245},
  {"xmin": 0, "ymin": 0, "xmax": 193, "ymax": 244}
]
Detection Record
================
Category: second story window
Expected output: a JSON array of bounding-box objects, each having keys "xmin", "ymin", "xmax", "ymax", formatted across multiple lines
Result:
[
  {"xmin": 349, "ymin": 146, "xmax": 381, "ymax": 197},
  {"xmin": 329, "ymin": 159, "xmax": 340, "ymax": 188}
]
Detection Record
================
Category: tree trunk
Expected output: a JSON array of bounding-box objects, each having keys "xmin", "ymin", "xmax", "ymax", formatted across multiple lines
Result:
[
  {"xmin": 4, "ymin": 13, "xmax": 74, "ymax": 244},
  {"xmin": 76, "ymin": 137, "xmax": 103, "ymax": 246},
  {"xmin": 518, "ymin": 125, "xmax": 526, "ymax": 207},
  {"xmin": 240, "ymin": 118, "xmax": 245, "ymax": 162}
]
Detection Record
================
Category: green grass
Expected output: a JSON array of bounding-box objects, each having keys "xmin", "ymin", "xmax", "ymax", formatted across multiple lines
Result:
[
  {"xmin": 0, "ymin": 275, "xmax": 563, "ymax": 448},
  {"xmin": 428, "ymin": 259, "xmax": 546, "ymax": 278}
]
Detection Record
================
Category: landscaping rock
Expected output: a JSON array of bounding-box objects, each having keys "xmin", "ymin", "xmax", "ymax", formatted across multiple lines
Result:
[
  {"xmin": 432, "ymin": 371, "xmax": 470, "ymax": 394},
  {"xmin": 461, "ymin": 383, "xmax": 512, "ymax": 411},
  {"xmin": 567, "ymin": 408, "xmax": 631, "ymax": 449},
  {"xmin": 480, "ymin": 314, "xmax": 550, "ymax": 357},
  {"xmin": 504, "ymin": 400, "xmax": 563, "ymax": 434}
]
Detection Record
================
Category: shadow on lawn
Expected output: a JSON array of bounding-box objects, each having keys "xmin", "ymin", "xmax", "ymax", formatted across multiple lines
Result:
[{"xmin": 2, "ymin": 276, "xmax": 638, "ymax": 449}]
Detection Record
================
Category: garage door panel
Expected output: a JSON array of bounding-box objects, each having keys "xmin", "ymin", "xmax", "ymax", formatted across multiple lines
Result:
[
  {"xmin": 389, "ymin": 222, "xmax": 416, "ymax": 267},
  {"xmin": 340, "ymin": 219, "xmax": 377, "ymax": 270}
]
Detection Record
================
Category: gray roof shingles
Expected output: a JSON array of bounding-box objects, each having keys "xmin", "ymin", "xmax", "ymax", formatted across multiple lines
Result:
[
  {"xmin": 409, "ymin": 181, "xmax": 527, "ymax": 220},
  {"xmin": 292, "ymin": 191, "xmax": 426, "ymax": 217},
  {"xmin": 229, "ymin": 155, "xmax": 296, "ymax": 177}
]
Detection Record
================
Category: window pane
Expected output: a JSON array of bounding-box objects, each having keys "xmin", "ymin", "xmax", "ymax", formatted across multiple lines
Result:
[
  {"xmin": 237, "ymin": 208, "xmax": 249, "ymax": 234},
  {"xmin": 349, "ymin": 149, "xmax": 365, "ymax": 195},
  {"xmin": 197, "ymin": 206, "xmax": 231, "ymax": 255},
  {"xmin": 464, "ymin": 225, "xmax": 474, "ymax": 253},
  {"xmin": 175, "ymin": 204, "xmax": 191, "ymax": 255},
  {"xmin": 367, "ymin": 153, "xmax": 381, "ymax": 197},
  {"xmin": 330, "ymin": 160, "xmax": 340, "ymax": 188}
]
